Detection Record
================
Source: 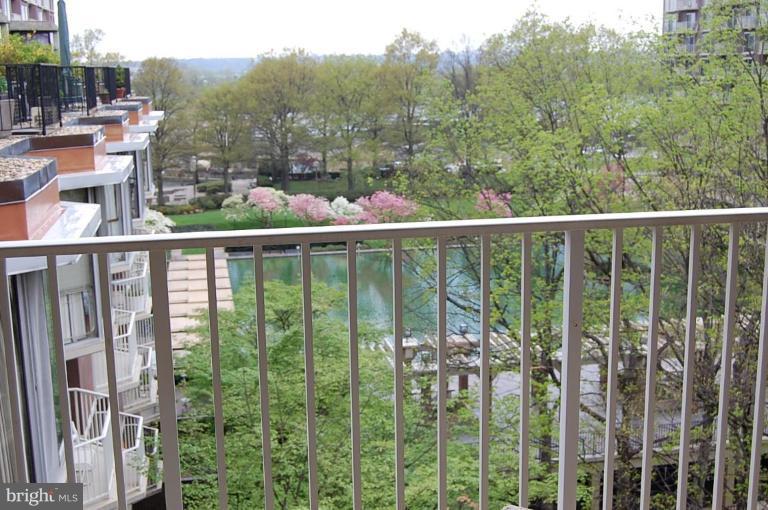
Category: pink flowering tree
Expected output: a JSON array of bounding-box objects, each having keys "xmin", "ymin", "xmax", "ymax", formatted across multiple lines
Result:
[
  {"xmin": 355, "ymin": 191, "xmax": 418, "ymax": 223},
  {"xmin": 287, "ymin": 194, "xmax": 332, "ymax": 223},
  {"xmin": 475, "ymin": 189, "xmax": 512, "ymax": 218},
  {"xmin": 246, "ymin": 187, "xmax": 288, "ymax": 226}
]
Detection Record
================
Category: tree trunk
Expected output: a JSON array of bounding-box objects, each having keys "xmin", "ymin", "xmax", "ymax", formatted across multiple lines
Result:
[
  {"xmin": 280, "ymin": 147, "xmax": 290, "ymax": 192},
  {"xmin": 319, "ymin": 150, "xmax": 326, "ymax": 183},
  {"xmin": 155, "ymin": 169, "xmax": 165, "ymax": 206},
  {"xmin": 222, "ymin": 163, "xmax": 231, "ymax": 194},
  {"xmin": 347, "ymin": 155, "xmax": 354, "ymax": 192}
]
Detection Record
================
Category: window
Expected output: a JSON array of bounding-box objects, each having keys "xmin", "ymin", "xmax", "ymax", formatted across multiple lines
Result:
[{"xmin": 59, "ymin": 188, "xmax": 89, "ymax": 204}]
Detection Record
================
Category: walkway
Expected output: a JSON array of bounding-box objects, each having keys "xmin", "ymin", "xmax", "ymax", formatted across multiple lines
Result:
[{"xmin": 167, "ymin": 250, "xmax": 234, "ymax": 350}]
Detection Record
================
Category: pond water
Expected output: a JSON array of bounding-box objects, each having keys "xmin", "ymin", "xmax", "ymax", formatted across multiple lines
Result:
[{"xmin": 227, "ymin": 248, "xmax": 493, "ymax": 337}]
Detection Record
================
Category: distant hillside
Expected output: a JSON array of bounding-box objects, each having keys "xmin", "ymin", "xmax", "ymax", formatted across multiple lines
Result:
[{"xmin": 176, "ymin": 58, "xmax": 256, "ymax": 77}]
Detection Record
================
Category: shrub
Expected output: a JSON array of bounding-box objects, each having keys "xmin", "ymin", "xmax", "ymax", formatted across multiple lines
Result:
[
  {"xmin": 190, "ymin": 194, "xmax": 226, "ymax": 210},
  {"xmin": 287, "ymin": 194, "xmax": 332, "ymax": 223},
  {"xmin": 155, "ymin": 204, "xmax": 197, "ymax": 215},
  {"xmin": 197, "ymin": 180, "xmax": 225, "ymax": 194},
  {"xmin": 143, "ymin": 209, "xmax": 175, "ymax": 233}
]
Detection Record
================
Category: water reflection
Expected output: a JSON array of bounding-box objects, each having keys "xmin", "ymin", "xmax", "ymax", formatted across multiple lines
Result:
[{"xmin": 227, "ymin": 247, "xmax": 485, "ymax": 337}]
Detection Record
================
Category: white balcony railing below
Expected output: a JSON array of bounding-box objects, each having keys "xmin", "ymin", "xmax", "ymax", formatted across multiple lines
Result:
[
  {"xmin": 111, "ymin": 253, "xmax": 149, "ymax": 314},
  {"xmin": 69, "ymin": 388, "xmax": 114, "ymax": 506}
]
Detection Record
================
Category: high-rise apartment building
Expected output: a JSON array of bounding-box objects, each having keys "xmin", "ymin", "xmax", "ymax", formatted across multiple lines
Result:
[
  {"xmin": 0, "ymin": 0, "xmax": 58, "ymax": 47},
  {"xmin": 663, "ymin": 0, "xmax": 761, "ymax": 55}
]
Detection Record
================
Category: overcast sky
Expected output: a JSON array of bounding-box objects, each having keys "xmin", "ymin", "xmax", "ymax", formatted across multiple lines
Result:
[{"xmin": 65, "ymin": 0, "xmax": 660, "ymax": 60}]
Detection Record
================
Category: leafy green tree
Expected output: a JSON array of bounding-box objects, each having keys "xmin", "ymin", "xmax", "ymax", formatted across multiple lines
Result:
[
  {"xmin": 134, "ymin": 58, "xmax": 190, "ymax": 205},
  {"xmin": 70, "ymin": 28, "xmax": 125, "ymax": 65},
  {"xmin": 242, "ymin": 52, "xmax": 316, "ymax": 192},
  {"xmin": 0, "ymin": 34, "xmax": 58, "ymax": 64},
  {"xmin": 314, "ymin": 56, "xmax": 379, "ymax": 191},
  {"xmin": 195, "ymin": 82, "xmax": 250, "ymax": 193},
  {"xmin": 383, "ymin": 30, "xmax": 439, "ymax": 169}
]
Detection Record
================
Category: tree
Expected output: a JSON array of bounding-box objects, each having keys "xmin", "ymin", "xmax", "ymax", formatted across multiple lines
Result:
[
  {"xmin": 383, "ymin": 30, "xmax": 439, "ymax": 170},
  {"xmin": 70, "ymin": 29, "xmax": 125, "ymax": 65},
  {"xmin": 242, "ymin": 52, "xmax": 316, "ymax": 192},
  {"xmin": 0, "ymin": 34, "xmax": 58, "ymax": 64},
  {"xmin": 196, "ymin": 82, "xmax": 250, "ymax": 193},
  {"xmin": 315, "ymin": 56, "xmax": 378, "ymax": 191},
  {"xmin": 133, "ymin": 58, "xmax": 189, "ymax": 206}
]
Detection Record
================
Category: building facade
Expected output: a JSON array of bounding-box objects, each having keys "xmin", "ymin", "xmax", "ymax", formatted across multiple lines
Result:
[
  {"xmin": 663, "ymin": 0, "xmax": 762, "ymax": 55},
  {"xmin": 0, "ymin": 0, "xmax": 58, "ymax": 47},
  {"xmin": 0, "ymin": 64, "xmax": 165, "ymax": 509}
]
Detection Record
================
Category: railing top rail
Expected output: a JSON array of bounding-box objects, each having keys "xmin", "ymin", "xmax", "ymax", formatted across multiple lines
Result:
[
  {"xmin": 73, "ymin": 417, "xmax": 111, "ymax": 449},
  {"xmin": 1, "ymin": 207, "xmax": 768, "ymax": 257},
  {"xmin": 121, "ymin": 413, "xmax": 144, "ymax": 452},
  {"xmin": 68, "ymin": 387, "xmax": 109, "ymax": 399}
]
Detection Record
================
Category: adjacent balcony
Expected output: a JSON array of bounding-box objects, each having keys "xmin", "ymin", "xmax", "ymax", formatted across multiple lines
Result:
[
  {"xmin": 118, "ymin": 344, "xmax": 157, "ymax": 414},
  {"xmin": 0, "ymin": 64, "xmax": 62, "ymax": 135},
  {"xmin": 110, "ymin": 252, "xmax": 150, "ymax": 314},
  {"xmin": 69, "ymin": 388, "xmax": 153, "ymax": 508},
  {"xmin": 3, "ymin": 209, "xmax": 768, "ymax": 509},
  {"xmin": 665, "ymin": 0, "xmax": 698, "ymax": 12}
]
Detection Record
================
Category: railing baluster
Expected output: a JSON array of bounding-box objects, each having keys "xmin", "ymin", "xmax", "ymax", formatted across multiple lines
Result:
[
  {"xmin": 148, "ymin": 249, "xmax": 184, "ymax": 509},
  {"xmin": 347, "ymin": 241, "xmax": 363, "ymax": 510},
  {"xmin": 393, "ymin": 238, "xmax": 406, "ymax": 510},
  {"xmin": 479, "ymin": 235, "xmax": 491, "ymax": 510},
  {"xmin": 677, "ymin": 225, "xmax": 702, "ymax": 510},
  {"xmin": 747, "ymin": 228, "xmax": 768, "ymax": 510},
  {"xmin": 520, "ymin": 232, "xmax": 532, "ymax": 508},
  {"xmin": 437, "ymin": 236, "xmax": 448, "ymax": 508},
  {"xmin": 300, "ymin": 243, "xmax": 319, "ymax": 510},
  {"xmin": 602, "ymin": 229, "xmax": 623, "ymax": 510},
  {"xmin": 712, "ymin": 223, "xmax": 740, "ymax": 510},
  {"xmin": 96, "ymin": 253, "xmax": 127, "ymax": 510},
  {"xmin": 0, "ymin": 258, "xmax": 28, "ymax": 481},
  {"xmin": 254, "ymin": 245, "xmax": 274, "ymax": 510},
  {"xmin": 640, "ymin": 227, "xmax": 663, "ymax": 510},
  {"xmin": 558, "ymin": 230, "xmax": 585, "ymax": 510},
  {"xmin": 205, "ymin": 248, "xmax": 229, "ymax": 510},
  {"xmin": 46, "ymin": 255, "xmax": 76, "ymax": 482}
]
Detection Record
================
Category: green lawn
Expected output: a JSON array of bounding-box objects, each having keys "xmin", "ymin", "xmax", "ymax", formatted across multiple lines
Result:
[
  {"xmin": 169, "ymin": 209, "xmax": 305, "ymax": 231},
  {"xmin": 169, "ymin": 210, "xmax": 308, "ymax": 254},
  {"xmin": 285, "ymin": 176, "xmax": 387, "ymax": 196}
]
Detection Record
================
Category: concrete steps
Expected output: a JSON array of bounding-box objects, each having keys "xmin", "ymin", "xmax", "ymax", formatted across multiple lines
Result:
[{"xmin": 167, "ymin": 251, "xmax": 234, "ymax": 350}]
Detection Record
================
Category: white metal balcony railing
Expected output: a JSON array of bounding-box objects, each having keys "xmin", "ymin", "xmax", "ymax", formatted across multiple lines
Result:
[
  {"xmin": 143, "ymin": 425, "xmax": 161, "ymax": 491},
  {"xmin": 115, "ymin": 309, "xmax": 138, "ymax": 380},
  {"xmin": 59, "ymin": 286, "xmax": 97, "ymax": 344},
  {"xmin": 68, "ymin": 388, "xmax": 148, "ymax": 506},
  {"xmin": 118, "ymin": 345, "xmax": 156, "ymax": 412},
  {"xmin": 3, "ymin": 209, "xmax": 768, "ymax": 509},
  {"xmin": 666, "ymin": 18, "xmax": 697, "ymax": 33},
  {"xmin": 97, "ymin": 309, "xmax": 140, "ymax": 387},
  {"xmin": 136, "ymin": 314, "xmax": 154, "ymax": 347},
  {"xmin": 121, "ymin": 413, "xmax": 146, "ymax": 495},
  {"xmin": 111, "ymin": 252, "xmax": 149, "ymax": 314},
  {"xmin": 69, "ymin": 388, "xmax": 114, "ymax": 506}
]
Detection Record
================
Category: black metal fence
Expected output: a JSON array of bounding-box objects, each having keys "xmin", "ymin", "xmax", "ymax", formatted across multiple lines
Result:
[
  {"xmin": 0, "ymin": 64, "xmax": 128, "ymax": 134},
  {"xmin": 58, "ymin": 66, "xmax": 90, "ymax": 116},
  {"xmin": 84, "ymin": 67, "xmax": 98, "ymax": 111},
  {"xmin": 0, "ymin": 64, "xmax": 62, "ymax": 135},
  {"xmin": 94, "ymin": 66, "xmax": 117, "ymax": 105},
  {"xmin": 117, "ymin": 66, "xmax": 131, "ymax": 97}
]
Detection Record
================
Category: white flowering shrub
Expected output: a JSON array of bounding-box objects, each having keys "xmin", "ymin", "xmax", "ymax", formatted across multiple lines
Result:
[{"xmin": 143, "ymin": 209, "xmax": 176, "ymax": 234}]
